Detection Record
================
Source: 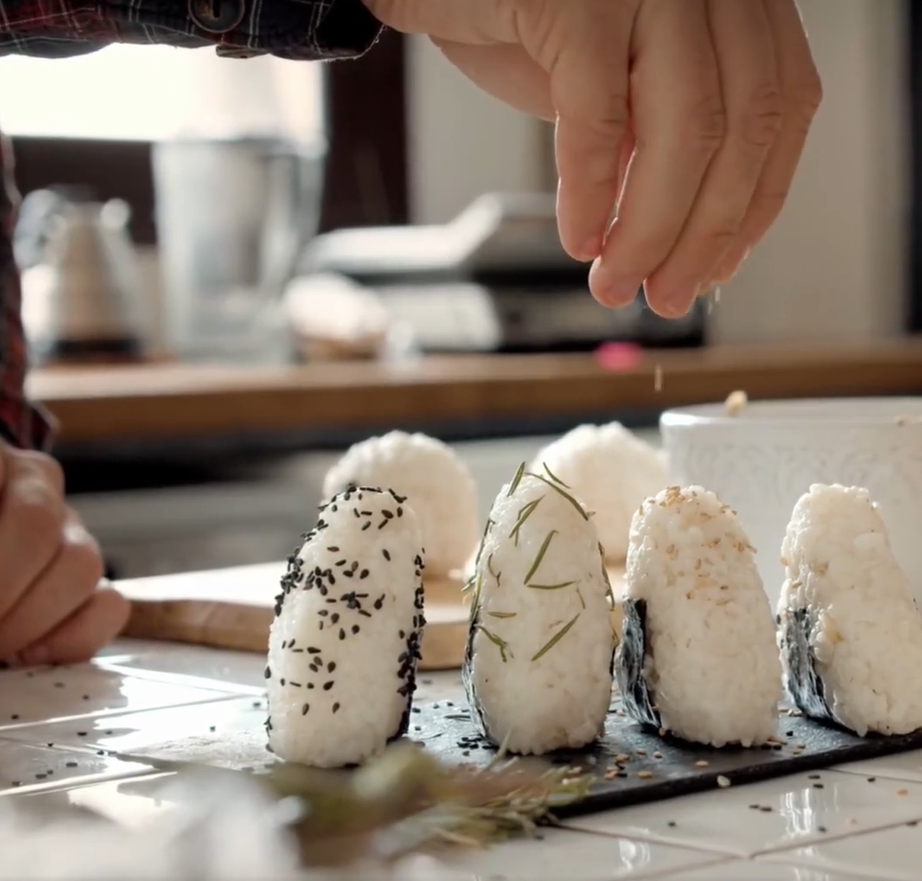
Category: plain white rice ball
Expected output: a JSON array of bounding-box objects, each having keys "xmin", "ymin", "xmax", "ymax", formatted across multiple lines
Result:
[
  {"xmin": 323, "ymin": 431, "xmax": 478, "ymax": 577},
  {"xmin": 267, "ymin": 486, "xmax": 425, "ymax": 767},
  {"xmin": 778, "ymin": 483, "xmax": 922, "ymax": 736},
  {"xmin": 618, "ymin": 485, "xmax": 782, "ymax": 747},
  {"xmin": 531, "ymin": 422, "xmax": 667, "ymax": 563},
  {"xmin": 464, "ymin": 465, "xmax": 616, "ymax": 755}
]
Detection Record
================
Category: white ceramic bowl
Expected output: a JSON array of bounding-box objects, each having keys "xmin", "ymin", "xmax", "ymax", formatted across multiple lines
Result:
[{"xmin": 660, "ymin": 397, "xmax": 922, "ymax": 610}]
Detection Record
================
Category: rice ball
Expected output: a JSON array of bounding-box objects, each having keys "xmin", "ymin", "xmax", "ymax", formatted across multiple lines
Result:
[
  {"xmin": 531, "ymin": 423, "xmax": 667, "ymax": 563},
  {"xmin": 322, "ymin": 431, "xmax": 478, "ymax": 577}
]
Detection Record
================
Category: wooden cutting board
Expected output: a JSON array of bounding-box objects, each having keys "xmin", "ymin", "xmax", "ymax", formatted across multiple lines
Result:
[{"xmin": 118, "ymin": 562, "xmax": 626, "ymax": 671}]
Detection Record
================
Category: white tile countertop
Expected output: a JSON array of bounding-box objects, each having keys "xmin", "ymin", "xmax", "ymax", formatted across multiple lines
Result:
[{"xmin": 3, "ymin": 638, "xmax": 922, "ymax": 880}]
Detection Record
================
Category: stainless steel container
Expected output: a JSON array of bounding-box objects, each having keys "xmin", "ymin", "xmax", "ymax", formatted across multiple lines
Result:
[{"xmin": 153, "ymin": 136, "xmax": 325, "ymax": 363}]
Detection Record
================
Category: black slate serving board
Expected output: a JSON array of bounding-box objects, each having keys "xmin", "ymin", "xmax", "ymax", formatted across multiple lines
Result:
[{"xmin": 408, "ymin": 697, "xmax": 922, "ymax": 818}]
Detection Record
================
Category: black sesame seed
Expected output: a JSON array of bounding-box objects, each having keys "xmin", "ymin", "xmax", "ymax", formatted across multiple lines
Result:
[
  {"xmin": 65, "ymin": 762, "xmax": 77, "ymax": 768},
  {"xmin": 808, "ymin": 774, "xmax": 821, "ymax": 780},
  {"xmin": 352, "ymin": 625, "xmax": 360, "ymax": 634},
  {"xmin": 308, "ymin": 647, "xmax": 321, "ymax": 654},
  {"xmin": 382, "ymin": 549, "xmax": 391, "ymax": 561},
  {"xmin": 302, "ymin": 704, "xmax": 310, "ymax": 715},
  {"xmin": 759, "ymin": 806, "xmax": 773, "ymax": 813},
  {"xmin": 77, "ymin": 731, "xmax": 87, "ymax": 737},
  {"xmin": 339, "ymin": 629, "xmax": 346, "ymax": 640},
  {"xmin": 82, "ymin": 695, "xmax": 89, "ymax": 700},
  {"xmin": 328, "ymin": 662, "xmax": 336, "ymax": 673},
  {"xmin": 363, "ymin": 522, "xmax": 371, "ymax": 531},
  {"xmin": 307, "ymin": 683, "xmax": 315, "ymax": 690},
  {"xmin": 817, "ymin": 826, "xmax": 827, "ymax": 833},
  {"xmin": 813, "ymin": 783, "xmax": 824, "ymax": 789},
  {"xmin": 252, "ymin": 701, "xmax": 262, "ymax": 709},
  {"xmin": 264, "ymin": 666, "xmax": 272, "ymax": 679},
  {"xmin": 10, "ymin": 714, "xmax": 18, "ymax": 720},
  {"xmin": 332, "ymin": 703, "xmax": 340, "ymax": 713},
  {"xmin": 867, "ymin": 777, "xmax": 876, "ymax": 782},
  {"xmin": 96, "ymin": 750, "xmax": 105, "ymax": 756},
  {"xmin": 290, "ymin": 681, "xmax": 302, "ymax": 688},
  {"xmin": 323, "ymin": 681, "xmax": 335, "ymax": 691},
  {"xmin": 280, "ymin": 678, "xmax": 286, "ymax": 686},
  {"xmin": 331, "ymin": 614, "xmax": 340, "ymax": 624},
  {"xmin": 360, "ymin": 569, "xmax": 369, "ymax": 579},
  {"xmin": 327, "ymin": 546, "xmax": 340, "ymax": 552},
  {"xmin": 667, "ymin": 821, "xmax": 676, "ymax": 828}
]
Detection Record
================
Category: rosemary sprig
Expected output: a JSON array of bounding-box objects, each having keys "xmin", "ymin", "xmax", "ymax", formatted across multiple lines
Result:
[
  {"xmin": 541, "ymin": 461, "xmax": 570, "ymax": 488},
  {"xmin": 474, "ymin": 518, "xmax": 495, "ymax": 567},
  {"xmin": 507, "ymin": 462, "xmax": 526, "ymax": 496},
  {"xmin": 509, "ymin": 498, "xmax": 542, "ymax": 546},
  {"xmin": 524, "ymin": 529, "xmax": 557, "ymax": 584},
  {"xmin": 526, "ymin": 473, "xmax": 589, "ymax": 520},
  {"xmin": 527, "ymin": 581, "xmax": 576, "ymax": 591},
  {"xmin": 531, "ymin": 614, "xmax": 580, "ymax": 661},
  {"xmin": 469, "ymin": 573, "xmax": 483, "ymax": 622},
  {"xmin": 477, "ymin": 624, "xmax": 512, "ymax": 662},
  {"xmin": 487, "ymin": 611, "xmax": 517, "ymax": 619}
]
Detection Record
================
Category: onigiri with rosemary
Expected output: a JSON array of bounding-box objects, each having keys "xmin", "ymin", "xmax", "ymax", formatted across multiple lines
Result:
[
  {"xmin": 617, "ymin": 485, "xmax": 782, "ymax": 747},
  {"xmin": 322, "ymin": 431, "xmax": 478, "ymax": 577},
  {"xmin": 531, "ymin": 423, "xmax": 667, "ymax": 563},
  {"xmin": 463, "ymin": 463, "xmax": 617, "ymax": 755},
  {"xmin": 266, "ymin": 486, "xmax": 426, "ymax": 768},
  {"xmin": 778, "ymin": 484, "xmax": 922, "ymax": 736}
]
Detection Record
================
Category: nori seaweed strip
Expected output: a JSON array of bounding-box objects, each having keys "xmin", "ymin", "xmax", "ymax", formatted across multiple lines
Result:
[
  {"xmin": 780, "ymin": 608, "xmax": 838, "ymax": 726},
  {"xmin": 615, "ymin": 599, "xmax": 662, "ymax": 729}
]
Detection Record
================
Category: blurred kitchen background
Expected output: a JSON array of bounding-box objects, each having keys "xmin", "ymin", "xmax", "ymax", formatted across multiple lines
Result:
[{"xmin": 0, "ymin": 0, "xmax": 917, "ymax": 580}]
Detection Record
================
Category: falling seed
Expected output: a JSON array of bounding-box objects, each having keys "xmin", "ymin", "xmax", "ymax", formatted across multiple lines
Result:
[
  {"xmin": 637, "ymin": 771, "xmax": 653, "ymax": 780},
  {"xmin": 695, "ymin": 760, "xmax": 709, "ymax": 768},
  {"xmin": 717, "ymin": 776, "xmax": 731, "ymax": 788},
  {"xmin": 654, "ymin": 364, "xmax": 663, "ymax": 392}
]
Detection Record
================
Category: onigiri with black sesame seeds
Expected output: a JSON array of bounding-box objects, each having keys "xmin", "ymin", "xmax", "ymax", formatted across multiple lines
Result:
[
  {"xmin": 322, "ymin": 431, "xmax": 478, "ymax": 577},
  {"xmin": 530, "ymin": 422, "xmax": 667, "ymax": 564},
  {"xmin": 617, "ymin": 485, "xmax": 782, "ymax": 748},
  {"xmin": 266, "ymin": 486, "xmax": 426, "ymax": 768},
  {"xmin": 463, "ymin": 463, "xmax": 616, "ymax": 755},
  {"xmin": 778, "ymin": 483, "xmax": 922, "ymax": 736}
]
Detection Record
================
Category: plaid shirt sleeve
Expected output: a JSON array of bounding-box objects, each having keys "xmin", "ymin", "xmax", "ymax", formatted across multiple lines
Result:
[
  {"xmin": 0, "ymin": 134, "xmax": 54, "ymax": 451},
  {"xmin": 0, "ymin": 0, "xmax": 381, "ymax": 450},
  {"xmin": 0, "ymin": 0, "xmax": 382, "ymax": 60}
]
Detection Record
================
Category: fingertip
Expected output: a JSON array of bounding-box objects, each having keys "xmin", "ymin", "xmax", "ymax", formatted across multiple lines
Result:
[
  {"xmin": 588, "ymin": 259, "xmax": 641, "ymax": 308},
  {"xmin": 644, "ymin": 280, "xmax": 697, "ymax": 319}
]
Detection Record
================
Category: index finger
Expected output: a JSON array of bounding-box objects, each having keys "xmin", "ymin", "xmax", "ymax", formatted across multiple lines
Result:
[
  {"xmin": 712, "ymin": 0, "xmax": 822, "ymax": 281},
  {"xmin": 589, "ymin": 0, "xmax": 725, "ymax": 313}
]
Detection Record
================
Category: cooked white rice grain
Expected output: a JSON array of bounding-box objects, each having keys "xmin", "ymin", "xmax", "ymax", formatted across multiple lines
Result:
[
  {"xmin": 531, "ymin": 423, "xmax": 667, "ymax": 564},
  {"xmin": 463, "ymin": 464, "xmax": 616, "ymax": 755},
  {"xmin": 778, "ymin": 483, "xmax": 922, "ymax": 736},
  {"xmin": 617, "ymin": 485, "xmax": 782, "ymax": 747},
  {"xmin": 266, "ymin": 487, "xmax": 425, "ymax": 767},
  {"xmin": 322, "ymin": 431, "xmax": 478, "ymax": 577}
]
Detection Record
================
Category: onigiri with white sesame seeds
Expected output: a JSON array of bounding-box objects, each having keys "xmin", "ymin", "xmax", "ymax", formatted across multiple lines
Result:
[
  {"xmin": 531, "ymin": 422, "xmax": 667, "ymax": 564},
  {"xmin": 778, "ymin": 483, "xmax": 922, "ymax": 737},
  {"xmin": 323, "ymin": 431, "xmax": 478, "ymax": 577},
  {"xmin": 266, "ymin": 486, "xmax": 426, "ymax": 768},
  {"xmin": 463, "ymin": 463, "xmax": 617, "ymax": 755},
  {"xmin": 616, "ymin": 485, "xmax": 782, "ymax": 748}
]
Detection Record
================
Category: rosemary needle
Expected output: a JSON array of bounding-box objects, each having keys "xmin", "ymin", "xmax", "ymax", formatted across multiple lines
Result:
[
  {"xmin": 487, "ymin": 611, "xmax": 517, "ymax": 619},
  {"xmin": 541, "ymin": 462, "xmax": 570, "ymax": 488},
  {"xmin": 507, "ymin": 462, "xmax": 526, "ymax": 496},
  {"xmin": 526, "ymin": 474, "xmax": 589, "ymax": 520},
  {"xmin": 477, "ymin": 625, "xmax": 512, "ymax": 662},
  {"xmin": 527, "ymin": 581, "xmax": 576, "ymax": 591},
  {"xmin": 532, "ymin": 614, "xmax": 580, "ymax": 662},
  {"xmin": 524, "ymin": 530, "xmax": 557, "ymax": 584},
  {"xmin": 509, "ymin": 498, "xmax": 542, "ymax": 545}
]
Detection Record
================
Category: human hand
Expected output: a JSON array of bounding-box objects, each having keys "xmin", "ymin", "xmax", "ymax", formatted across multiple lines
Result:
[
  {"xmin": 363, "ymin": 0, "xmax": 821, "ymax": 317},
  {"xmin": 0, "ymin": 441, "xmax": 129, "ymax": 666}
]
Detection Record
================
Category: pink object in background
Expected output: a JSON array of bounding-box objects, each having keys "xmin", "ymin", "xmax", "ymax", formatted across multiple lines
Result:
[{"xmin": 594, "ymin": 342, "xmax": 643, "ymax": 372}]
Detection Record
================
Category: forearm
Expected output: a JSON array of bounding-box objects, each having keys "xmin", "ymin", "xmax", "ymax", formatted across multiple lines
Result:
[
  {"xmin": 0, "ymin": 135, "xmax": 53, "ymax": 451},
  {"xmin": 0, "ymin": 0, "xmax": 382, "ymax": 60}
]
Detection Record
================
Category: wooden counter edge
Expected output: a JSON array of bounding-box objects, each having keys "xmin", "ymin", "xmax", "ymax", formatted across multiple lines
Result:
[{"xmin": 28, "ymin": 340, "xmax": 922, "ymax": 444}]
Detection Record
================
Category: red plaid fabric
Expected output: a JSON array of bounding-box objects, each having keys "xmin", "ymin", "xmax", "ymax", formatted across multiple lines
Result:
[{"xmin": 0, "ymin": 0, "xmax": 381, "ymax": 449}]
